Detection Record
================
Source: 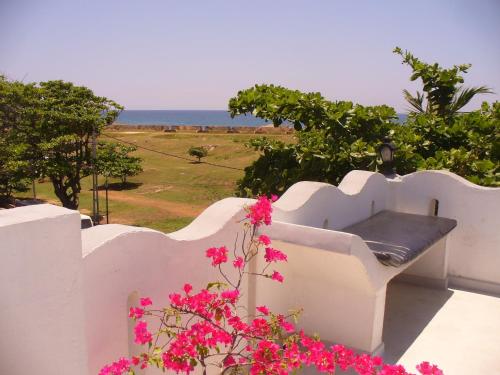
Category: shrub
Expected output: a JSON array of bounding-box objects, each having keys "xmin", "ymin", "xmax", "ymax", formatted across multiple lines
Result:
[
  {"xmin": 188, "ymin": 146, "xmax": 208, "ymax": 162},
  {"xmin": 100, "ymin": 196, "xmax": 442, "ymax": 375}
]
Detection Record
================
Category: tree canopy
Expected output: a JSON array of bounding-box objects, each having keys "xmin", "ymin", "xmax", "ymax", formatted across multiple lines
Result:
[
  {"xmin": 229, "ymin": 84, "xmax": 398, "ymax": 196},
  {"xmin": 188, "ymin": 146, "xmax": 209, "ymax": 162},
  {"xmin": 0, "ymin": 78, "xmax": 123, "ymax": 208},
  {"xmin": 0, "ymin": 76, "xmax": 39, "ymax": 203},
  {"xmin": 394, "ymin": 47, "xmax": 493, "ymax": 117},
  {"xmin": 229, "ymin": 49, "xmax": 499, "ymax": 197},
  {"xmin": 97, "ymin": 141, "xmax": 143, "ymax": 185}
]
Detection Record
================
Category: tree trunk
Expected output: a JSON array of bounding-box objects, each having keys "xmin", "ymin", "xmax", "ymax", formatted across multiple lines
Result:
[{"xmin": 51, "ymin": 176, "xmax": 80, "ymax": 210}]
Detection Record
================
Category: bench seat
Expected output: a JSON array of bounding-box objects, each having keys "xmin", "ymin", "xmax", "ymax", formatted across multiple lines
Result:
[{"xmin": 342, "ymin": 210, "xmax": 457, "ymax": 267}]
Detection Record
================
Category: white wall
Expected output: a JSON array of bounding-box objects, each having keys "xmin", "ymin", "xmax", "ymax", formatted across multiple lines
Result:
[
  {"xmin": 392, "ymin": 170, "xmax": 500, "ymax": 289},
  {"xmin": 0, "ymin": 204, "xmax": 88, "ymax": 375},
  {"xmin": 273, "ymin": 170, "xmax": 500, "ymax": 289},
  {"xmin": 273, "ymin": 171, "xmax": 390, "ymax": 230},
  {"xmin": 0, "ymin": 170, "xmax": 498, "ymax": 374},
  {"xmin": 81, "ymin": 198, "xmax": 252, "ymax": 374}
]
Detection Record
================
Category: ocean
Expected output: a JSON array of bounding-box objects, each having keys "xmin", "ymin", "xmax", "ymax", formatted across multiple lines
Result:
[
  {"xmin": 115, "ymin": 110, "xmax": 407, "ymax": 126},
  {"xmin": 115, "ymin": 110, "xmax": 269, "ymax": 127}
]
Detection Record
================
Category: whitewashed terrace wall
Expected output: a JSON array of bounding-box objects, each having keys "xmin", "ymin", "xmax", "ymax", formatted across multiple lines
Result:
[
  {"xmin": 273, "ymin": 170, "xmax": 500, "ymax": 291},
  {"xmin": 0, "ymin": 170, "xmax": 498, "ymax": 375},
  {"xmin": 0, "ymin": 205, "xmax": 88, "ymax": 375},
  {"xmin": 391, "ymin": 171, "xmax": 500, "ymax": 292},
  {"xmin": 82, "ymin": 197, "xmax": 253, "ymax": 375}
]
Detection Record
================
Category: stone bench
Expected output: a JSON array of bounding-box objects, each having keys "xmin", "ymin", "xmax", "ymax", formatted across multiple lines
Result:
[
  {"xmin": 342, "ymin": 210, "xmax": 457, "ymax": 267},
  {"xmin": 256, "ymin": 210, "xmax": 457, "ymax": 355}
]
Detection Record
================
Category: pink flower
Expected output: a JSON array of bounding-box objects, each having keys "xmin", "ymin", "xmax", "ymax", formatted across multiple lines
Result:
[
  {"xmin": 169, "ymin": 292, "xmax": 183, "ymax": 306},
  {"xmin": 128, "ymin": 307, "xmax": 144, "ymax": 319},
  {"xmin": 223, "ymin": 355, "xmax": 236, "ymax": 366},
  {"xmin": 256, "ymin": 305, "xmax": 269, "ymax": 315},
  {"xmin": 103, "ymin": 191, "xmax": 443, "ymax": 375},
  {"xmin": 131, "ymin": 355, "xmax": 149, "ymax": 370},
  {"xmin": 206, "ymin": 246, "xmax": 228, "ymax": 266},
  {"xmin": 246, "ymin": 196, "xmax": 273, "ymax": 227},
  {"xmin": 99, "ymin": 357, "xmax": 130, "ymax": 375},
  {"xmin": 258, "ymin": 234, "xmax": 271, "ymax": 246},
  {"xmin": 417, "ymin": 362, "xmax": 443, "ymax": 375},
  {"xmin": 183, "ymin": 283, "xmax": 193, "ymax": 294},
  {"xmin": 271, "ymin": 271, "xmax": 284, "ymax": 283},
  {"xmin": 277, "ymin": 314, "xmax": 294, "ymax": 332},
  {"xmin": 134, "ymin": 321, "xmax": 152, "ymax": 345},
  {"xmin": 271, "ymin": 194, "xmax": 278, "ymax": 202},
  {"xmin": 233, "ymin": 256, "xmax": 244, "ymax": 269},
  {"xmin": 264, "ymin": 247, "xmax": 287, "ymax": 263},
  {"xmin": 221, "ymin": 289, "xmax": 240, "ymax": 304}
]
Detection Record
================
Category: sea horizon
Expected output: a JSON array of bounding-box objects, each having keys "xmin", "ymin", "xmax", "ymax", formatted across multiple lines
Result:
[{"xmin": 115, "ymin": 109, "xmax": 408, "ymax": 127}]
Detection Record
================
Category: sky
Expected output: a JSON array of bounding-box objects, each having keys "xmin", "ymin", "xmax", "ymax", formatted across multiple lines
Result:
[{"xmin": 1, "ymin": 0, "xmax": 499, "ymax": 112}]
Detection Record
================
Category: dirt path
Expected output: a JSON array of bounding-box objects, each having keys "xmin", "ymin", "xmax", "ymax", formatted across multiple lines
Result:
[{"xmin": 107, "ymin": 190, "xmax": 205, "ymax": 217}]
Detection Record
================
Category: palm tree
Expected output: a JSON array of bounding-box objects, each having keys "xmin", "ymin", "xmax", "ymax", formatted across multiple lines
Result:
[
  {"xmin": 403, "ymin": 86, "xmax": 493, "ymax": 116},
  {"xmin": 394, "ymin": 47, "xmax": 493, "ymax": 117}
]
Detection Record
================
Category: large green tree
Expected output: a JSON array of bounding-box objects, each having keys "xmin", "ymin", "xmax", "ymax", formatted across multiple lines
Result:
[
  {"xmin": 392, "ymin": 48, "xmax": 498, "ymax": 186},
  {"xmin": 0, "ymin": 76, "xmax": 39, "ymax": 204},
  {"xmin": 229, "ymin": 50, "xmax": 499, "ymax": 196},
  {"xmin": 35, "ymin": 80, "xmax": 123, "ymax": 208},
  {"xmin": 1, "ymin": 78, "xmax": 123, "ymax": 208},
  {"xmin": 96, "ymin": 141, "xmax": 143, "ymax": 185},
  {"xmin": 229, "ymin": 84, "xmax": 397, "ymax": 196}
]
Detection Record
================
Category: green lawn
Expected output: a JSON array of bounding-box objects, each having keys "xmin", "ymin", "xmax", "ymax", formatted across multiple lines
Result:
[{"xmin": 17, "ymin": 130, "xmax": 293, "ymax": 233}]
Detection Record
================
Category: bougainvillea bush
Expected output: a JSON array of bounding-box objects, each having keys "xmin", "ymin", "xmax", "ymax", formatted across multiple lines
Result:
[{"xmin": 100, "ymin": 196, "xmax": 443, "ymax": 375}]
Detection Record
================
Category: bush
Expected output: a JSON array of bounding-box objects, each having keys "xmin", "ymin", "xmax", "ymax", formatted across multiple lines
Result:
[
  {"xmin": 188, "ymin": 146, "xmax": 208, "ymax": 162},
  {"xmin": 229, "ymin": 47, "xmax": 499, "ymax": 196},
  {"xmin": 100, "ymin": 196, "xmax": 443, "ymax": 375},
  {"xmin": 229, "ymin": 84, "xmax": 397, "ymax": 197}
]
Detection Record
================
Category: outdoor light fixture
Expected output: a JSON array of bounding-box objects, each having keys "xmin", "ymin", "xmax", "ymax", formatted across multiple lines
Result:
[{"xmin": 378, "ymin": 136, "xmax": 396, "ymax": 176}]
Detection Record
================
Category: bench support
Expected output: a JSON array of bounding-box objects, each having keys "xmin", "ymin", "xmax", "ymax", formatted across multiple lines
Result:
[{"xmin": 394, "ymin": 237, "xmax": 449, "ymax": 289}]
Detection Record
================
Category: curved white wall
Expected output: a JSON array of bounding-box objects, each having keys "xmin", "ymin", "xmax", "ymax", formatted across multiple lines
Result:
[
  {"xmin": 273, "ymin": 171, "xmax": 390, "ymax": 230},
  {"xmin": 393, "ymin": 171, "xmax": 500, "ymax": 289},
  {"xmin": 1, "ymin": 170, "xmax": 498, "ymax": 375},
  {"xmin": 272, "ymin": 170, "xmax": 500, "ymax": 290},
  {"xmin": 81, "ymin": 198, "xmax": 252, "ymax": 374},
  {"xmin": 0, "ymin": 205, "xmax": 88, "ymax": 375}
]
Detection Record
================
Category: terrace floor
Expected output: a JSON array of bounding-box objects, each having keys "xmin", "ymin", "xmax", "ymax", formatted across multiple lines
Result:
[{"xmin": 382, "ymin": 281, "xmax": 500, "ymax": 374}]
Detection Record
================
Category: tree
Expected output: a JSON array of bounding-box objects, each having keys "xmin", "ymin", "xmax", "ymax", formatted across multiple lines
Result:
[
  {"xmin": 0, "ymin": 76, "xmax": 38, "ymax": 204},
  {"xmin": 229, "ymin": 49, "xmax": 499, "ymax": 196},
  {"xmin": 229, "ymin": 84, "xmax": 397, "ymax": 196},
  {"xmin": 393, "ymin": 101, "xmax": 499, "ymax": 186},
  {"xmin": 0, "ymin": 137, "xmax": 30, "ymax": 205},
  {"xmin": 394, "ymin": 47, "xmax": 493, "ymax": 117},
  {"xmin": 35, "ymin": 81, "xmax": 122, "ymax": 209},
  {"xmin": 188, "ymin": 146, "xmax": 208, "ymax": 162},
  {"xmin": 96, "ymin": 141, "xmax": 143, "ymax": 185}
]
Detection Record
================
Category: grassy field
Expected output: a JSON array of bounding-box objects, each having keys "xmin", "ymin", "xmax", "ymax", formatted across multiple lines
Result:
[{"xmin": 17, "ymin": 130, "xmax": 293, "ymax": 233}]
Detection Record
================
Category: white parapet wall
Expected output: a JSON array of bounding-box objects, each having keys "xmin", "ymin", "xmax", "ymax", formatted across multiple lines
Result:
[
  {"xmin": 0, "ymin": 170, "xmax": 498, "ymax": 374},
  {"xmin": 391, "ymin": 170, "xmax": 500, "ymax": 293},
  {"xmin": 273, "ymin": 170, "xmax": 500, "ymax": 292},
  {"xmin": 0, "ymin": 204, "xmax": 88, "ymax": 375},
  {"xmin": 81, "ymin": 197, "xmax": 253, "ymax": 375}
]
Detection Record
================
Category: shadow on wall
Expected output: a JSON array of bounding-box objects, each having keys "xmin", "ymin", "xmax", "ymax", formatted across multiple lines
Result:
[{"xmin": 382, "ymin": 281, "xmax": 453, "ymax": 364}]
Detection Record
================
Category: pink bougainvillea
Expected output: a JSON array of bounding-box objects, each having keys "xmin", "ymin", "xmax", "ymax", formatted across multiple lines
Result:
[
  {"xmin": 264, "ymin": 246, "xmax": 288, "ymax": 263},
  {"xmin": 100, "ymin": 195, "xmax": 443, "ymax": 375},
  {"xmin": 205, "ymin": 245, "xmax": 228, "ymax": 266}
]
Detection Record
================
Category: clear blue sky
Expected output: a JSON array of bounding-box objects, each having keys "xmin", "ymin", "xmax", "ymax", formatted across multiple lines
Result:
[{"xmin": 1, "ymin": 0, "xmax": 499, "ymax": 111}]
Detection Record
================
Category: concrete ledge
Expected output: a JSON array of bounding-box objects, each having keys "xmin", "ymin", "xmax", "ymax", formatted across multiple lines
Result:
[
  {"xmin": 393, "ymin": 274, "xmax": 449, "ymax": 290},
  {"xmin": 449, "ymin": 276, "xmax": 500, "ymax": 297}
]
